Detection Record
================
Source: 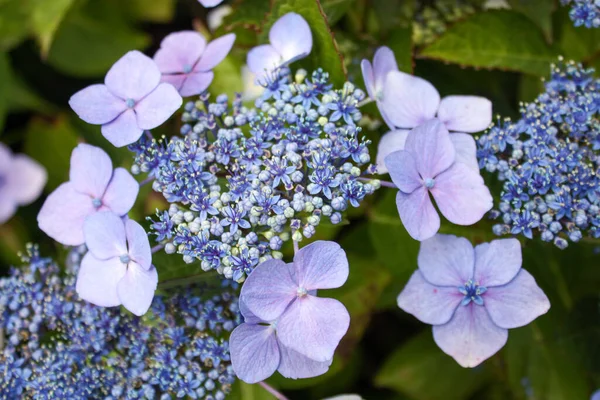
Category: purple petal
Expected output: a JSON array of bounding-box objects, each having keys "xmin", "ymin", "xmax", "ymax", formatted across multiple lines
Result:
[
  {"xmin": 69, "ymin": 84, "xmax": 126, "ymax": 125},
  {"xmin": 105, "ymin": 51, "xmax": 161, "ymax": 101},
  {"xmin": 240, "ymin": 258, "xmax": 297, "ymax": 321},
  {"xmin": 361, "ymin": 59, "xmax": 374, "ymax": 99},
  {"xmin": 397, "ymin": 270, "xmax": 463, "ymax": 325},
  {"xmin": 405, "ymin": 119, "xmax": 455, "ymax": 180},
  {"xmin": 395, "ymin": 187, "xmax": 440, "ymax": 241},
  {"xmin": 229, "ymin": 323, "xmax": 280, "ymax": 383},
  {"xmin": 195, "ymin": 33, "xmax": 236, "ymax": 71},
  {"xmin": 431, "ymin": 163, "xmax": 493, "ymax": 225},
  {"xmin": 418, "ymin": 234, "xmax": 474, "ymax": 287},
  {"xmin": 381, "ymin": 70, "xmax": 440, "ymax": 129},
  {"xmin": 125, "ymin": 219, "xmax": 152, "ymax": 270},
  {"xmin": 239, "ymin": 297, "xmax": 262, "ymax": 325},
  {"xmin": 433, "ymin": 304, "xmax": 508, "ymax": 368},
  {"xmin": 372, "ymin": 46, "xmax": 398, "ymax": 95},
  {"xmin": 293, "ymin": 240, "xmax": 348, "ymax": 290},
  {"xmin": 591, "ymin": 390, "xmax": 600, "ymax": 400},
  {"xmin": 376, "ymin": 130, "xmax": 409, "ymax": 174},
  {"xmin": 76, "ymin": 253, "xmax": 126, "ymax": 307},
  {"xmin": 101, "ymin": 109, "xmax": 144, "ymax": 148},
  {"xmin": 179, "ymin": 71, "xmax": 214, "ymax": 97},
  {"xmin": 198, "ymin": 0, "xmax": 224, "ymax": 7},
  {"xmin": 153, "ymin": 31, "xmax": 206, "ymax": 74},
  {"xmin": 0, "ymin": 194, "xmax": 16, "ymax": 224},
  {"xmin": 384, "ymin": 150, "xmax": 421, "ymax": 193},
  {"xmin": 449, "ymin": 133, "xmax": 479, "ymax": 171},
  {"xmin": 269, "ymin": 13, "xmax": 312, "ymax": 64},
  {"xmin": 277, "ymin": 296, "xmax": 350, "ymax": 362},
  {"xmin": 0, "ymin": 143, "xmax": 12, "ymax": 171},
  {"xmin": 484, "ymin": 269, "xmax": 550, "ymax": 329},
  {"xmin": 473, "ymin": 238, "xmax": 522, "ymax": 287},
  {"xmin": 37, "ymin": 182, "xmax": 95, "ymax": 245},
  {"xmin": 69, "ymin": 144, "xmax": 113, "ymax": 198},
  {"xmin": 278, "ymin": 344, "xmax": 332, "ymax": 379},
  {"xmin": 83, "ymin": 211, "xmax": 127, "ymax": 260},
  {"xmin": 101, "ymin": 167, "xmax": 139, "ymax": 216},
  {"xmin": 246, "ymin": 44, "xmax": 282, "ymax": 79},
  {"xmin": 117, "ymin": 262, "xmax": 158, "ymax": 316},
  {"xmin": 438, "ymin": 96, "xmax": 492, "ymax": 133},
  {"xmin": 160, "ymin": 74, "xmax": 186, "ymax": 92},
  {"xmin": 9, "ymin": 154, "xmax": 47, "ymax": 205},
  {"xmin": 135, "ymin": 83, "xmax": 182, "ymax": 130}
]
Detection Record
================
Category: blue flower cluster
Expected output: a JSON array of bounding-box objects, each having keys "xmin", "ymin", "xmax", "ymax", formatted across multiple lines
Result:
[
  {"xmin": 0, "ymin": 245, "xmax": 241, "ymax": 399},
  {"xmin": 130, "ymin": 68, "xmax": 376, "ymax": 281},
  {"xmin": 477, "ymin": 60, "xmax": 600, "ymax": 248},
  {"xmin": 561, "ymin": 0, "xmax": 600, "ymax": 28}
]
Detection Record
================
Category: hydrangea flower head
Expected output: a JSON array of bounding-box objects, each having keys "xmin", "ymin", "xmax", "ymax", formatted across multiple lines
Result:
[
  {"xmin": 76, "ymin": 211, "xmax": 157, "ymax": 316},
  {"xmin": 154, "ymin": 31, "xmax": 235, "ymax": 97},
  {"xmin": 385, "ymin": 119, "xmax": 493, "ymax": 240},
  {"xmin": 38, "ymin": 144, "xmax": 138, "ymax": 245},
  {"xmin": 69, "ymin": 51, "xmax": 183, "ymax": 147},
  {"xmin": 361, "ymin": 46, "xmax": 399, "ymax": 129},
  {"xmin": 0, "ymin": 143, "xmax": 46, "ymax": 224},
  {"xmin": 398, "ymin": 234, "xmax": 550, "ymax": 367},
  {"xmin": 247, "ymin": 12, "xmax": 312, "ymax": 81}
]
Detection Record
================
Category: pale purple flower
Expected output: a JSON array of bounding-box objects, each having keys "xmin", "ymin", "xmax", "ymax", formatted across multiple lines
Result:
[
  {"xmin": 37, "ymin": 144, "xmax": 138, "ymax": 245},
  {"xmin": 153, "ymin": 32, "xmax": 235, "ymax": 97},
  {"xmin": 198, "ymin": 0, "xmax": 224, "ymax": 7},
  {"xmin": 76, "ymin": 211, "xmax": 157, "ymax": 316},
  {"xmin": 240, "ymin": 241, "xmax": 350, "ymax": 362},
  {"xmin": 361, "ymin": 46, "xmax": 399, "ymax": 129},
  {"xmin": 398, "ymin": 234, "xmax": 550, "ymax": 368},
  {"xmin": 247, "ymin": 12, "xmax": 312, "ymax": 82},
  {"xmin": 0, "ymin": 143, "xmax": 46, "ymax": 224},
  {"xmin": 385, "ymin": 119, "xmax": 492, "ymax": 241},
  {"xmin": 69, "ymin": 51, "xmax": 183, "ymax": 148},
  {"xmin": 592, "ymin": 389, "xmax": 600, "ymax": 400}
]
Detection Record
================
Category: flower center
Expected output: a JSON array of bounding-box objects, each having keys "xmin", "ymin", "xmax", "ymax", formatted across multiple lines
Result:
[
  {"xmin": 119, "ymin": 254, "xmax": 130, "ymax": 264},
  {"xmin": 424, "ymin": 178, "xmax": 435, "ymax": 189},
  {"xmin": 92, "ymin": 198, "xmax": 102, "ymax": 208},
  {"xmin": 125, "ymin": 98, "xmax": 135, "ymax": 108},
  {"xmin": 183, "ymin": 64, "xmax": 193, "ymax": 74},
  {"xmin": 296, "ymin": 287, "xmax": 308, "ymax": 298},
  {"xmin": 458, "ymin": 279, "xmax": 487, "ymax": 306},
  {"xmin": 375, "ymin": 90, "xmax": 384, "ymax": 101}
]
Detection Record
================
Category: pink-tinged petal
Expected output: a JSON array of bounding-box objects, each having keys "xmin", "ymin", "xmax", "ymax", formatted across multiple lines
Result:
[
  {"xmin": 239, "ymin": 297, "xmax": 262, "ymax": 325},
  {"xmin": 433, "ymin": 304, "xmax": 508, "ymax": 368},
  {"xmin": 37, "ymin": 182, "xmax": 95, "ymax": 245},
  {"xmin": 473, "ymin": 238, "xmax": 522, "ymax": 287},
  {"xmin": 294, "ymin": 240, "xmax": 349, "ymax": 290},
  {"xmin": 229, "ymin": 323, "xmax": 280, "ymax": 384},
  {"xmin": 405, "ymin": 119, "xmax": 455, "ymax": 179},
  {"xmin": 195, "ymin": 34, "xmax": 236, "ymax": 71},
  {"xmin": 361, "ymin": 59, "xmax": 374, "ymax": 99},
  {"xmin": 134, "ymin": 83, "xmax": 182, "ymax": 130},
  {"xmin": 0, "ymin": 194, "xmax": 16, "ymax": 224},
  {"xmin": 269, "ymin": 13, "xmax": 312, "ymax": 64},
  {"xmin": 153, "ymin": 31, "xmax": 206, "ymax": 74},
  {"xmin": 117, "ymin": 262, "xmax": 158, "ymax": 316},
  {"xmin": 160, "ymin": 74, "xmax": 186, "ymax": 92},
  {"xmin": 125, "ymin": 219, "xmax": 151, "ymax": 270},
  {"xmin": 376, "ymin": 130, "xmax": 409, "ymax": 174},
  {"xmin": 438, "ymin": 96, "xmax": 492, "ymax": 133},
  {"xmin": 241, "ymin": 258, "xmax": 297, "ymax": 321},
  {"xmin": 199, "ymin": 0, "xmax": 224, "ymax": 7},
  {"xmin": 83, "ymin": 211, "xmax": 127, "ymax": 259},
  {"xmin": 278, "ymin": 344, "xmax": 332, "ymax": 379},
  {"xmin": 395, "ymin": 187, "xmax": 440, "ymax": 241},
  {"xmin": 101, "ymin": 109, "xmax": 144, "ymax": 148},
  {"xmin": 76, "ymin": 253, "xmax": 126, "ymax": 307},
  {"xmin": 9, "ymin": 155, "xmax": 47, "ymax": 205},
  {"xmin": 69, "ymin": 144, "xmax": 113, "ymax": 198},
  {"xmin": 372, "ymin": 46, "xmax": 398, "ymax": 94},
  {"xmin": 105, "ymin": 51, "xmax": 161, "ymax": 100},
  {"xmin": 384, "ymin": 150, "xmax": 421, "ymax": 193},
  {"xmin": 449, "ymin": 133, "xmax": 479, "ymax": 171},
  {"xmin": 397, "ymin": 270, "xmax": 463, "ymax": 325},
  {"xmin": 277, "ymin": 296, "xmax": 350, "ymax": 362},
  {"xmin": 68, "ymin": 84, "xmax": 126, "ymax": 125},
  {"xmin": 247, "ymin": 44, "xmax": 282, "ymax": 80},
  {"xmin": 381, "ymin": 70, "xmax": 440, "ymax": 129},
  {"xmin": 101, "ymin": 168, "xmax": 139, "ymax": 216},
  {"xmin": 418, "ymin": 234, "xmax": 474, "ymax": 287},
  {"xmin": 431, "ymin": 163, "xmax": 493, "ymax": 225},
  {"xmin": 179, "ymin": 71, "xmax": 214, "ymax": 97},
  {"xmin": 484, "ymin": 269, "xmax": 550, "ymax": 329}
]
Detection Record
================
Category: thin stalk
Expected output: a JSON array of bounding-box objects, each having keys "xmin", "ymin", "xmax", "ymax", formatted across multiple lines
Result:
[{"xmin": 258, "ymin": 382, "xmax": 289, "ymax": 400}]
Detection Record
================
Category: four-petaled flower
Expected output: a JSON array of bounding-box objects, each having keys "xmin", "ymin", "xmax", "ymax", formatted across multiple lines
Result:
[
  {"xmin": 385, "ymin": 119, "xmax": 492, "ymax": 241},
  {"xmin": 38, "ymin": 144, "xmax": 138, "ymax": 245},
  {"xmin": 360, "ymin": 46, "xmax": 399, "ymax": 129},
  {"xmin": 76, "ymin": 211, "xmax": 158, "ymax": 316},
  {"xmin": 397, "ymin": 234, "xmax": 550, "ymax": 367},
  {"xmin": 69, "ymin": 51, "xmax": 182, "ymax": 147}
]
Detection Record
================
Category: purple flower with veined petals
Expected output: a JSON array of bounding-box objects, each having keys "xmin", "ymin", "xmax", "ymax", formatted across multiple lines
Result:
[
  {"xmin": 76, "ymin": 211, "xmax": 158, "ymax": 316},
  {"xmin": 385, "ymin": 119, "xmax": 493, "ymax": 241},
  {"xmin": 37, "ymin": 144, "xmax": 138, "ymax": 246},
  {"xmin": 219, "ymin": 205, "xmax": 250, "ymax": 233},
  {"xmin": 153, "ymin": 32, "xmax": 235, "ymax": 97},
  {"xmin": 69, "ymin": 51, "xmax": 182, "ymax": 148},
  {"xmin": 398, "ymin": 234, "xmax": 550, "ymax": 367},
  {"xmin": 361, "ymin": 46, "xmax": 398, "ymax": 129},
  {"xmin": 240, "ymin": 241, "xmax": 350, "ymax": 363},
  {"xmin": 0, "ymin": 143, "xmax": 47, "ymax": 224}
]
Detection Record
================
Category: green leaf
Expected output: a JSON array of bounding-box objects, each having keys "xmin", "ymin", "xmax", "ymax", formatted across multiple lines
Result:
[
  {"xmin": 375, "ymin": 330, "xmax": 491, "ymax": 399},
  {"xmin": 0, "ymin": 52, "xmax": 9, "ymax": 132},
  {"xmin": 0, "ymin": 0, "xmax": 29, "ymax": 50},
  {"xmin": 384, "ymin": 26, "xmax": 413, "ymax": 73},
  {"xmin": 321, "ymin": 0, "xmax": 356, "ymax": 25},
  {"xmin": 30, "ymin": 0, "xmax": 77, "ymax": 57},
  {"xmin": 122, "ymin": 0, "xmax": 175, "ymax": 23},
  {"xmin": 229, "ymin": 380, "xmax": 277, "ymax": 400},
  {"xmin": 210, "ymin": 55, "xmax": 244, "ymax": 98},
  {"xmin": 507, "ymin": 0, "xmax": 555, "ymax": 43},
  {"xmin": 420, "ymin": 10, "xmax": 557, "ymax": 76}
]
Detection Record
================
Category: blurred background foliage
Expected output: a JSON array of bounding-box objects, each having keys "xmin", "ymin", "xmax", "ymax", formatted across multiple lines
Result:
[{"xmin": 1, "ymin": 0, "xmax": 599, "ymax": 399}]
